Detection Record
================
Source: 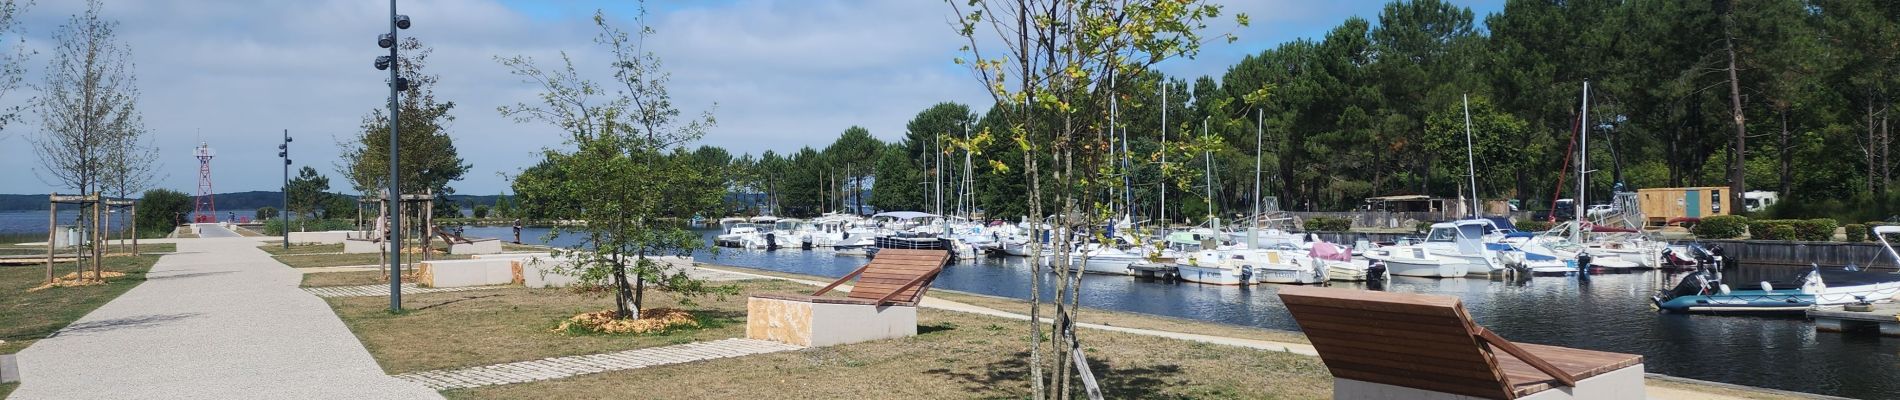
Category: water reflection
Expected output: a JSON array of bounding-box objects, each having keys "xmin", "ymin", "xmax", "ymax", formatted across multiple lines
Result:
[{"xmin": 462, "ymin": 225, "xmax": 1899, "ymax": 399}]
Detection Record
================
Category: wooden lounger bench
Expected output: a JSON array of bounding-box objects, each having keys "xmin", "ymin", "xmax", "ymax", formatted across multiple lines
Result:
[
  {"xmin": 1278, "ymin": 286, "xmax": 1644, "ymax": 400},
  {"xmin": 746, "ymin": 249, "xmax": 948, "ymax": 347}
]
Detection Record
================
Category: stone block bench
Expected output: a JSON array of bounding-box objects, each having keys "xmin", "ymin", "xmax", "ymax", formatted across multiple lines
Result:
[
  {"xmin": 746, "ymin": 249, "xmax": 947, "ymax": 347},
  {"xmin": 416, "ymin": 259, "xmax": 518, "ymax": 288},
  {"xmin": 342, "ymin": 238, "xmax": 383, "ymax": 254}
]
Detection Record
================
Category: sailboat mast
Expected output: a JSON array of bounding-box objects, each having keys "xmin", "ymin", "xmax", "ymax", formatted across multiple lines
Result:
[
  {"xmin": 1463, "ymin": 94, "xmax": 1478, "ymax": 218},
  {"xmin": 1203, "ymin": 118, "xmax": 1214, "ymax": 225},
  {"xmin": 1575, "ymin": 80, "xmax": 1590, "ymax": 242},
  {"xmin": 1252, "ymin": 109, "xmax": 1263, "ymax": 242},
  {"xmin": 1159, "ymin": 82, "xmax": 1168, "ymax": 229},
  {"xmin": 963, "ymin": 121, "xmax": 973, "ymax": 219}
]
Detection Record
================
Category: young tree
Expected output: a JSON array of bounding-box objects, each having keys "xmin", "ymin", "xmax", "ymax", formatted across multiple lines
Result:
[
  {"xmin": 949, "ymin": 1, "xmax": 1241, "ymax": 397},
  {"xmin": 499, "ymin": 7, "xmax": 730, "ymax": 320},
  {"xmin": 0, "ymin": 0, "xmax": 30, "ymax": 138},
  {"xmin": 31, "ymin": 0, "xmax": 144, "ymax": 277},
  {"xmin": 286, "ymin": 166, "xmax": 332, "ymax": 230},
  {"xmin": 339, "ymin": 37, "xmax": 470, "ymax": 206}
]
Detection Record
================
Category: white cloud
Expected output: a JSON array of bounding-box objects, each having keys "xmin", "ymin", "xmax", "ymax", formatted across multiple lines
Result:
[{"xmin": 0, "ymin": 0, "xmax": 1498, "ymax": 196}]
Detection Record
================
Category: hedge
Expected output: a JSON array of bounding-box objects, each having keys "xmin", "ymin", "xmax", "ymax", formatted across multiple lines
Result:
[
  {"xmin": 1692, "ymin": 215, "xmax": 1748, "ymax": 239},
  {"xmin": 1845, "ymin": 224, "xmax": 1867, "ymax": 242},
  {"xmin": 1745, "ymin": 218, "xmax": 1839, "ymax": 241},
  {"xmin": 1792, "ymin": 218, "xmax": 1838, "ymax": 242},
  {"xmin": 1304, "ymin": 216, "xmax": 1351, "ymax": 232},
  {"xmin": 1766, "ymin": 224, "xmax": 1796, "ymax": 241}
]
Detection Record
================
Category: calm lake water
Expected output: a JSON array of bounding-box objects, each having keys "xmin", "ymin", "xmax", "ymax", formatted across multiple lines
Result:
[{"xmin": 457, "ymin": 225, "xmax": 1899, "ymax": 399}]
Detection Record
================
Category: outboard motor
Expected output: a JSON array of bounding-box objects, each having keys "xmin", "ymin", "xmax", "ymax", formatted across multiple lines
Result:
[
  {"xmin": 764, "ymin": 232, "xmax": 779, "ymax": 251},
  {"xmin": 1367, "ymin": 261, "xmax": 1388, "ymax": 282},
  {"xmin": 801, "ymin": 234, "xmax": 813, "ymax": 250},
  {"xmin": 1239, "ymin": 265, "xmax": 1254, "ymax": 285},
  {"xmin": 1577, "ymin": 253, "xmax": 1593, "ymax": 278}
]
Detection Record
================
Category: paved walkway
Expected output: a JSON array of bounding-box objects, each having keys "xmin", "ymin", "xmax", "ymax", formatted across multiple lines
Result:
[
  {"xmin": 395, "ymin": 338, "xmax": 802, "ymax": 390},
  {"xmin": 11, "ymin": 237, "xmax": 440, "ymax": 399},
  {"xmin": 194, "ymin": 223, "xmax": 242, "ymax": 238}
]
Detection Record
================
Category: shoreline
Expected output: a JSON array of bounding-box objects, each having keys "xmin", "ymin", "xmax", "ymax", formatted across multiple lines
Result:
[{"xmin": 692, "ymin": 261, "xmax": 1840, "ymax": 400}]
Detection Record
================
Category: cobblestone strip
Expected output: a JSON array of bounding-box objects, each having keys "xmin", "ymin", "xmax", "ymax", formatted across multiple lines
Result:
[
  {"xmin": 301, "ymin": 283, "xmax": 505, "ymax": 298},
  {"xmin": 394, "ymin": 338, "xmax": 803, "ymax": 391}
]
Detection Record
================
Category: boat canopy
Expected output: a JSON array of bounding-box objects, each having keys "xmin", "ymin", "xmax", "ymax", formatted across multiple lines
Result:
[{"xmin": 872, "ymin": 211, "xmax": 938, "ymax": 220}]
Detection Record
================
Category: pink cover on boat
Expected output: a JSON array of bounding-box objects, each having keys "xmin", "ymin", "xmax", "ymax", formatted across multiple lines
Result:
[{"xmin": 1309, "ymin": 242, "xmax": 1352, "ymax": 262}]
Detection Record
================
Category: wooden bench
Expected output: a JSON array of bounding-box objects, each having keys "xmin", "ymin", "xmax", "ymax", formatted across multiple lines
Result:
[
  {"xmin": 746, "ymin": 249, "xmax": 948, "ymax": 347},
  {"xmin": 1278, "ymin": 286, "xmax": 1644, "ymax": 400}
]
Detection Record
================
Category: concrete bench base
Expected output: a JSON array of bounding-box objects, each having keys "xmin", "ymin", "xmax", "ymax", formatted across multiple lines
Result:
[
  {"xmin": 288, "ymin": 230, "xmax": 353, "ymax": 245},
  {"xmin": 446, "ymin": 239, "xmax": 503, "ymax": 255},
  {"xmin": 416, "ymin": 259, "xmax": 518, "ymax": 288},
  {"xmin": 342, "ymin": 238, "xmax": 383, "ymax": 254},
  {"xmin": 470, "ymin": 252, "xmax": 550, "ymax": 260},
  {"xmin": 745, "ymin": 296, "xmax": 916, "ymax": 347},
  {"xmin": 1333, "ymin": 364, "xmax": 1645, "ymax": 400},
  {"xmin": 514, "ymin": 257, "xmax": 587, "ymax": 289}
]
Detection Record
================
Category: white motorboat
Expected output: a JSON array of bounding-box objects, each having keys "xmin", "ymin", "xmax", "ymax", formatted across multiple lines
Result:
[
  {"xmin": 1174, "ymin": 249, "xmax": 1257, "ymax": 285},
  {"xmin": 1408, "ymin": 220, "xmax": 1505, "ymax": 276},
  {"xmin": 1065, "ymin": 244, "xmax": 1144, "ymax": 275},
  {"xmin": 1367, "ymin": 246, "xmax": 1468, "ymax": 278},
  {"xmin": 1309, "ymin": 241, "xmax": 1380, "ymax": 281}
]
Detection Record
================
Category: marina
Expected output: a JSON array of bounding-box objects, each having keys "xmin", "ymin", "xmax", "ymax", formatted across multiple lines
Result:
[{"xmin": 462, "ymin": 224, "xmax": 1900, "ymax": 399}]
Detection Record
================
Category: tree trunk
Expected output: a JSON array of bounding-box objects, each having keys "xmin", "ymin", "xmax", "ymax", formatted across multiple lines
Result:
[
  {"xmin": 1724, "ymin": 28, "xmax": 1747, "ymax": 211},
  {"xmin": 1870, "ymin": 102, "xmax": 1877, "ymax": 194}
]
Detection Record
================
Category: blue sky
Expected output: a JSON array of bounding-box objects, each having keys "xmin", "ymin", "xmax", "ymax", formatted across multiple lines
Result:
[{"xmin": 0, "ymin": 0, "xmax": 1503, "ymax": 196}]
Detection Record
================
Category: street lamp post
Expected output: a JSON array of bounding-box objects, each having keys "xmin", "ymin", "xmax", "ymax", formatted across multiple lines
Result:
[
  {"xmin": 375, "ymin": 0, "xmax": 412, "ymax": 312},
  {"xmin": 279, "ymin": 129, "xmax": 292, "ymax": 251}
]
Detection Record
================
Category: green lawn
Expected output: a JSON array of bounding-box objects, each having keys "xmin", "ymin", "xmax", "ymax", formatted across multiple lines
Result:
[
  {"xmin": 0, "ymin": 242, "xmax": 174, "ymax": 257},
  {"xmin": 0, "ymin": 254, "xmax": 160, "ymax": 355}
]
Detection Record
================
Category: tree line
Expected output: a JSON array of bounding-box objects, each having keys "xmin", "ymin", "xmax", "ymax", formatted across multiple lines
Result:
[{"xmin": 681, "ymin": 0, "xmax": 1900, "ymax": 224}]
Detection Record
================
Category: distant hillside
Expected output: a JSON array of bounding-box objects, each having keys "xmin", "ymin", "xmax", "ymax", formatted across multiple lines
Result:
[{"xmin": 0, "ymin": 191, "xmax": 518, "ymax": 212}]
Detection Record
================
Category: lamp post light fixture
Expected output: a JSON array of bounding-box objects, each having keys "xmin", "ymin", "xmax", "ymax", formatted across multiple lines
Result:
[
  {"xmin": 376, "ymin": 0, "xmax": 413, "ymax": 312},
  {"xmin": 280, "ymin": 129, "xmax": 292, "ymax": 251}
]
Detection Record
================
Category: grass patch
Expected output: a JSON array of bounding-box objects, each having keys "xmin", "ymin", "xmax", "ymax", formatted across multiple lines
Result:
[
  {"xmin": 259, "ymin": 243, "xmax": 343, "ymax": 256},
  {"xmin": 173, "ymin": 226, "xmax": 197, "ymax": 239},
  {"xmin": 443, "ymin": 290, "xmax": 1334, "ymax": 399},
  {"xmin": 501, "ymin": 242, "xmax": 548, "ymax": 252},
  {"xmin": 301, "ymin": 271, "xmax": 393, "ymax": 288},
  {"xmin": 0, "ymin": 242, "xmax": 174, "ymax": 257},
  {"xmin": 0, "ymin": 254, "xmax": 160, "ymax": 355},
  {"xmin": 327, "ymin": 279, "xmax": 807, "ymax": 374}
]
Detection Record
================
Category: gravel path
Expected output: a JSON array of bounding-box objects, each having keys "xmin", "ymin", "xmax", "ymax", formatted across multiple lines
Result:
[{"xmin": 10, "ymin": 237, "xmax": 440, "ymax": 399}]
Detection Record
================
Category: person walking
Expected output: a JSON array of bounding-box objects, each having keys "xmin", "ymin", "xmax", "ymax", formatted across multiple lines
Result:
[{"xmin": 512, "ymin": 218, "xmax": 523, "ymax": 244}]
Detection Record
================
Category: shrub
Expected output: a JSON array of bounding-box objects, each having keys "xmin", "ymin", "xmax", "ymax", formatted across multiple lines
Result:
[
  {"xmin": 1746, "ymin": 219, "xmax": 1799, "ymax": 240},
  {"xmin": 1304, "ymin": 216, "xmax": 1351, "ymax": 232},
  {"xmin": 255, "ymin": 207, "xmax": 278, "ymax": 221},
  {"xmin": 1791, "ymin": 218, "xmax": 1838, "ymax": 242},
  {"xmin": 1845, "ymin": 224, "xmax": 1867, "ymax": 242},
  {"xmin": 135, "ymin": 189, "xmax": 194, "ymax": 239},
  {"xmin": 473, "ymin": 205, "xmax": 491, "ymax": 219},
  {"xmin": 1766, "ymin": 224, "xmax": 1796, "ymax": 241},
  {"xmin": 1692, "ymin": 215, "xmax": 1748, "ymax": 239},
  {"xmin": 1517, "ymin": 220, "xmax": 1553, "ymax": 233}
]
